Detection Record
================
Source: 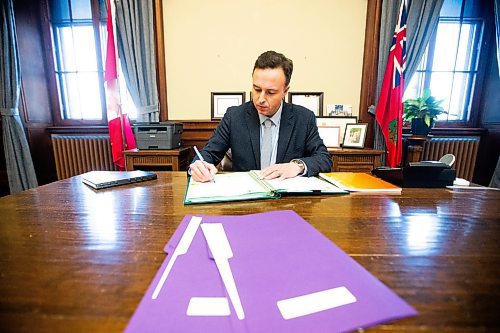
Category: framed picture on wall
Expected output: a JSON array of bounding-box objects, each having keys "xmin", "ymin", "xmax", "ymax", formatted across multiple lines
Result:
[
  {"xmin": 325, "ymin": 104, "xmax": 353, "ymax": 117},
  {"xmin": 342, "ymin": 123, "xmax": 368, "ymax": 148},
  {"xmin": 317, "ymin": 126, "xmax": 341, "ymax": 148},
  {"xmin": 211, "ymin": 92, "xmax": 245, "ymax": 120},
  {"xmin": 316, "ymin": 116, "xmax": 357, "ymax": 145},
  {"xmin": 288, "ymin": 92, "xmax": 324, "ymax": 116}
]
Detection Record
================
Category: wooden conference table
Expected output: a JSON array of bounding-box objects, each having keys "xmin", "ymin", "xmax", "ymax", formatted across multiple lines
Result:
[{"xmin": 0, "ymin": 172, "xmax": 499, "ymax": 332}]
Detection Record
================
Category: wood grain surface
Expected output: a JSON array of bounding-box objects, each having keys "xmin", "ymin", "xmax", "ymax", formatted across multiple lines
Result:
[{"xmin": 0, "ymin": 172, "xmax": 499, "ymax": 332}]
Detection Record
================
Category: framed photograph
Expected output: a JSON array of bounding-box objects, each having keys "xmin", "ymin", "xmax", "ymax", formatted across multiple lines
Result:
[
  {"xmin": 342, "ymin": 123, "xmax": 368, "ymax": 148},
  {"xmin": 288, "ymin": 92, "xmax": 324, "ymax": 116},
  {"xmin": 326, "ymin": 104, "xmax": 353, "ymax": 117},
  {"xmin": 211, "ymin": 92, "xmax": 245, "ymax": 120},
  {"xmin": 316, "ymin": 116, "xmax": 357, "ymax": 145},
  {"xmin": 317, "ymin": 126, "xmax": 341, "ymax": 148}
]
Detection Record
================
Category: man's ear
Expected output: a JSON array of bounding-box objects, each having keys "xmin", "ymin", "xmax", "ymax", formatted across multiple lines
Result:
[{"xmin": 284, "ymin": 85, "xmax": 290, "ymax": 94}]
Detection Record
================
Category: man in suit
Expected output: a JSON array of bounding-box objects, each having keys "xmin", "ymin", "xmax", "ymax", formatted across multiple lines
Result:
[{"xmin": 190, "ymin": 50, "xmax": 332, "ymax": 182}]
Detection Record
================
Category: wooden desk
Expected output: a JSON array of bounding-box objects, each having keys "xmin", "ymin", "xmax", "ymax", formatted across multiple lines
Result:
[
  {"xmin": 328, "ymin": 148, "xmax": 385, "ymax": 172},
  {"xmin": 124, "ymin": 147, "xmax": 191, "ymax": 171},
  {"xmin": 1, "ymin": 173, "xmax": 499, "ymax": 332}
]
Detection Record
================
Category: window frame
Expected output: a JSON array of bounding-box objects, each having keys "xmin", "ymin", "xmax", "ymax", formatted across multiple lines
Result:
[
  {"xmin": 405, "ymin": 0, "xmax": 493, "ymax": 129},
  {"xmin": 47, "ymin": 0, "xmax": 108, "ymax": 126}
]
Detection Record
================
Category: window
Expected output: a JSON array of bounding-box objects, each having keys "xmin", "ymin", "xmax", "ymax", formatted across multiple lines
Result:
[
  {"xmin": 48, "ymin": 0, "xmax": 136, "ymax": 122},
  {"xmin": 404, "ymin": 0, "xmax": 485, "ymax": 123}
]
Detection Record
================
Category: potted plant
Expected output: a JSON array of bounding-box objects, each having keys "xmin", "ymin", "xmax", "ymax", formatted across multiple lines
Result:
[{"xmin": 403, "ymin": 89, "xmax": 446, "ymax": 136}]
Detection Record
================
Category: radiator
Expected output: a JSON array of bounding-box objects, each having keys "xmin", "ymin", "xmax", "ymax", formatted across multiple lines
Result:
[
  {"xmin": 51, "ymin": 134, "xmax": 117, "ymax": 180},
  {"xmin": 421, "ymin": 137, "xmax": 480, "ymax": 181}
]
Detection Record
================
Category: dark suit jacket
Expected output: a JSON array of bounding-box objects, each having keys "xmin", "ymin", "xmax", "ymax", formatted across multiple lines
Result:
[{"xmin": 199, "ymin": 101, "xmax": 332, "ymax": 177}]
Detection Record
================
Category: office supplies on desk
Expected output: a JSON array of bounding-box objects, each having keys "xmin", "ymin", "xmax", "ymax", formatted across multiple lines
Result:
[
  {"xmin": 372, "ymin": 161, "xmax": 456, "ymax": 188},
  {"xmin": 81, "ymin": 170, "xmax": 157, "ymax": 190},
  {"xmin": 193, "ymin": 145, "xmax": 215, "ymax": 183},
  {"xmin": 184, "ymin": 171, "xmax": 347, "ymax": 204},
  {"xmin": 151, "ymin": 216, "xmax": 202, "ymax": 299},
  {"xmin": 201, "ymin": 223, "xmax": 245, "ymax": 320},
  {"xmin": 125, "ymin": 210, "xmax": 416, "ymax": 332},
  {"xmin": 319, "ymin": 172, "xmax": 402, "ymax": 193}
]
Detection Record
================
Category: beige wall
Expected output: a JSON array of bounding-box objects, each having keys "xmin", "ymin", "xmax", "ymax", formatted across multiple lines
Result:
[{"xmin": 163, "ymin": 0, "xmax": 367, "ymax": 120}]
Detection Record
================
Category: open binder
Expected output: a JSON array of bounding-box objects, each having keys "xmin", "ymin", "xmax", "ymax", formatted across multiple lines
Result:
[{"xmin": 184, "ymin": 171, "xmax": 347, "ymax": 205}]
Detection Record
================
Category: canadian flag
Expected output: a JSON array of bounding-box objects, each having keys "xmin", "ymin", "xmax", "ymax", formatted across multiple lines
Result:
[{"xmin": 105, "ymin": 0, "xmax": 136, "ymax": 170}]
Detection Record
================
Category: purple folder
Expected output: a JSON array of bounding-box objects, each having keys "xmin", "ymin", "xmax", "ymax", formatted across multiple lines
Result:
[{"xmin": 126, "ymin": 210, "xmax": 416, "ymax": 333}]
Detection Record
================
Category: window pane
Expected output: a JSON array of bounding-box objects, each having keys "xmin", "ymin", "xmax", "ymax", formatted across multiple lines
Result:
[
  {"xmin": 70, "ymin": 0, "xmax": 92, "ymax": 20},
  {"xmin": 61, "ymin": 73, "xmax": 82, "ymax": 119},
  {"xmin": 61, "ymin": 72, "xmax": 102, "ymax": 120},
  {"xmin": 429, "ymin": 72, "xmax": 453, "ymax": 115},
  {"xmin": 463, "ymin": 0, "xmax": 482, "ymax": 18},
  {"xmin": 49, "ymin": 0, "xmax": 71, "ymax": 22},
  {"xmin": 429, "ymin": 72, "xmax": 471, "ymax": 121},
  {"xmin": 403, "ymin": 0, "xmax": 484, "ymax": 123},
  {"xmin": 404, "ymin": 71, "xmax": 424, "ymax": 101},
  {"xmin": 78, "ymin": 72, "xmax": 103, "ymax": 119},
  {"xmin": 448, "ymin": 73, "xmax": 470, "ymax": 121},
  {"xmin": 72, "ymin": 26, "xmax": 98, "ymax": 71},
  {"xmin": 432, "ymin": 22, "xmax": 461, "ymax": 71},
  {"xmin": 455, "ymin": 23, "xmax": 478, "ymax": 71},
  {"xmin": 440, "ymin": 0, "xmax": 463, "ymax": 17},
  {"xmin": 57, "ymin": 27, "xmax": 76, "ymax": 71}
]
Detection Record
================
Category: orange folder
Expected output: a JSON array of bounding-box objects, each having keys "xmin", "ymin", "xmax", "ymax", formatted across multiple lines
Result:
[{"xmin": 319, "ymin": 172, "xmax": 402, "ymax": 193}]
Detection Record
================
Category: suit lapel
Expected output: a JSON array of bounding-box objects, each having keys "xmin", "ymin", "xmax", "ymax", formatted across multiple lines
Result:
[
  {"xmin": 245, "ymin": 103, "xmax": 261, "ymax": 168},
  {"xmin": 277, "ymin": 103, "xmax": 295, "ymax": 163}
]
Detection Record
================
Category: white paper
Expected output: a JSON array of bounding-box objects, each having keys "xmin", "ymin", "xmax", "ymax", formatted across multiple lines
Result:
[
  {"xmin": 186, "ymin": 297, "xmax": 230, "ymax": 316},
  {"xmin": 277, "ymin": 286, "xmax": 356, "ymax": 320},
  {"xmin": 186, "ymin": 172, "xmax": 267, "ymax": 200},
  {"xmin": 265, "ymin": 176, "xmax": 346, "ymax": 193}
]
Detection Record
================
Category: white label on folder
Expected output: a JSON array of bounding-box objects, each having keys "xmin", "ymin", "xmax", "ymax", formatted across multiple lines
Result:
[
  {"xmin": 277, "ymin": 286, "xmax": 356, "ymax": 320},
  {"xmin": 186, "ymin": 297, "xmax": 230, "ymax": 316}
]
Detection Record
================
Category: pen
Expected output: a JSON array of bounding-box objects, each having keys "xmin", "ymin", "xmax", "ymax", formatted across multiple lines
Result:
[{"xmin": 193, "ymin": 146, "xmax": 215, "ymax": 183}]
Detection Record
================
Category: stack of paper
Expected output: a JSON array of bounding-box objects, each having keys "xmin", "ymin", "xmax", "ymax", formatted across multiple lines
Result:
[
  {"xmin": 126, "ymin": 211, "xmax": 416, "ymax": 332},
  {"xmin": 319, "ymin": 172, "xmax": 402, "ymax": 193}
]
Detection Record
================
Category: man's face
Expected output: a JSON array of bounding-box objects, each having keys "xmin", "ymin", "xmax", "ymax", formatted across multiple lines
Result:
[{"xmin": 252, "ymin": 68, "xmax": 289, "ymax": 117}]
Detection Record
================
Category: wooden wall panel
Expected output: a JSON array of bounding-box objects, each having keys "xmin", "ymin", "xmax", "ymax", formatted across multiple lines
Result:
[
  {"xmin": 181, "ymin": 121, "xmax": 219, "ymax": 162},
  {"xmin": 358, "ymin": 0, "xmax": 382, "ymax": 148}
]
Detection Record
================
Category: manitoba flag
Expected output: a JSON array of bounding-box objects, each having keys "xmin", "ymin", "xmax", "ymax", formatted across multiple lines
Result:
[
  {"xmin": 375, "ymin": 0, "xmax": 407, "ymax": 168},
  {"xmin": 105, "ymin": 0, "xmax": 136, "ymax": 169}
]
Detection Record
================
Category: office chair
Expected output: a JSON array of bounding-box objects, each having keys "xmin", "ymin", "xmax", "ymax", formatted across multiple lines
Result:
[
  {"xmin": 220, "ymin": 149, "xmax": 233, "ymax": 171},
  {"xmin": 439, "ymin": 154, "xmax": 455, "ymax": 167},
  {"xmin": 489, "ymin": 156, "xmax": 500, "ymax": 188}
]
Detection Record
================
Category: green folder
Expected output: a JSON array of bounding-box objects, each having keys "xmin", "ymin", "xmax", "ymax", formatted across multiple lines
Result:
[{"xmin": 184, "ymin": 171, "xmax": 347, "ymax": 205}]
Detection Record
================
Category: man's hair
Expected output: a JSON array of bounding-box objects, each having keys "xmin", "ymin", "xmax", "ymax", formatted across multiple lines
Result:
[{"xmin": 253, "ymin": 51, "xmax": 293, "ymax": 86}]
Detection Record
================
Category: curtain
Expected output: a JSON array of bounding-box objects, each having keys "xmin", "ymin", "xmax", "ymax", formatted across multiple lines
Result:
[
  {"xmin": 405, "ymin": 0, "xmax": 444, "ymax": 83},
  {"xmin": 115, "ymin": 0, "xmax": 159, "ymax": 123},
  {"xmin": 495, "ymin": 0, "xmax": 500, "ymax": 76},
  {"xmin": 371, "ymin": 0, "xmax": 444, "ymax": 163},
  {"xmin": 0, "ymin": 0, "xmax": 38, "ymax": 194}
]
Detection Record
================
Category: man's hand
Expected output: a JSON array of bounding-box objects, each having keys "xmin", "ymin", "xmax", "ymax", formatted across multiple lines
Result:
[
  {"xmin": 189, "ymin": 160, "xmax": 218, "ymax": 182},
  {"xmin": 259, "ymin": 162, "xmax": 304, "ymax": 180}
]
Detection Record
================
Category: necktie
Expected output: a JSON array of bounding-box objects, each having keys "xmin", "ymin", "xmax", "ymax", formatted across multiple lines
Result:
[{"xmin": 261, "ymin": 119, "xmax": 273, "ymax": 169}]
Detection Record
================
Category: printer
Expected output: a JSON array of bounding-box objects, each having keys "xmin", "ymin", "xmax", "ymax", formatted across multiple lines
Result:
[{"xmin": 134, "ymin": 122, "xmax": 183, "ymax": 150}]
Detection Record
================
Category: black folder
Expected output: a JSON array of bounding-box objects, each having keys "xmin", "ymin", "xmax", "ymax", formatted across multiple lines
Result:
[{"xmin": 81, "ymin": 170, "xmax": 157, "ymax": 190}]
